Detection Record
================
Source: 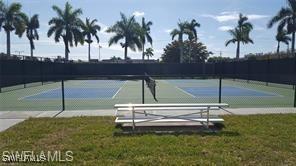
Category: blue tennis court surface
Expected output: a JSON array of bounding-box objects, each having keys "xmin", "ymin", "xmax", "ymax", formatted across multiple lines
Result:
[
  {"xmin": 84, "ymin": 80, "xmax": 125, "ymax": 85},
  {"xmin": 181, "ymin": 86, "xmax": 278, "ymax": 97},
  {"xmin": 22, "ymin": 87, "xmax": 120, "ymax": 100}
]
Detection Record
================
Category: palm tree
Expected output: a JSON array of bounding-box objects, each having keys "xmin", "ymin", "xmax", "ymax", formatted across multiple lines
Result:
[
  {"xmin": 170, "ymin": 21, "xmax": 191, "ymax": 63},
  {"xmin": 268, "ymin": 0, "xmax": 296, "ymax": 54},
  {"xmin": 47, "ymin": 2, "xmax": 84, "ymax": 61},
  {"xmin": 276, "ymin": 29, "xmax": 291, "ymax": 55},
  {"xmin": 82, "ymin": 18, "xmax": 101, "ymax": 61},
  {"xmin": 106, "ymin": 13, "xmax": 143, "ymax": 60},
  {"xmin": 0, "ymin": 1, "xmax": 26, "ymax": 56},
  {"xmin": 187, "ymin": 19, "xmax": 200, "ymax": 41},
  {"xmin": 186, "ymin": 19, "xmax": 200, "ymax": 60},
  {"xmin": 24, "ymin": 14, "xmax": 39, "ymax": 57},
  {"xmin": 144, "ymin": 47, "xmax": 154, "ymax": 60},
  {"xmin": 225, "ymin": 13, "xmax": 253, "ymax": 59},
  {"xmin": 140, "ymin": 17, "xmax": 153, "ymax": 60}
]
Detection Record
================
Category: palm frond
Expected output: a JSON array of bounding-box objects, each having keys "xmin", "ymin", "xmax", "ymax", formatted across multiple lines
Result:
[
  {"xmin": 108, "ymin": 34, "xmax": 124, "ymax": 46},
  {"xmin": 268, "ymin": 8, "xmax": 292, "ymax": 28},
  {"xmin": 52, "ymin": 5, "xmax": 64, "ymax": 18},
  {"xmin": 288, "ymin": 0, "xmax": 296, "ymax": 12},
  {"xmin": 170, "ymin": 29, "xmax": 180, "ymax": 40},
  {"xmin": 225, "ymin": 39, "xmax": 237, "ymax": 46}
]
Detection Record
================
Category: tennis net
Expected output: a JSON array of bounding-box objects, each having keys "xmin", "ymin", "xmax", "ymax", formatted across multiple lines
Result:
[{"xmin": 144, "ymin": 73, "xmax": 157, "ymax": 101}]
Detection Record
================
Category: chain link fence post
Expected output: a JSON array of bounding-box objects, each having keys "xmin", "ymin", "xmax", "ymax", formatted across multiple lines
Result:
[{"xmin": 61, "ymin": 79, "xmax": 65, "ymax": 111}]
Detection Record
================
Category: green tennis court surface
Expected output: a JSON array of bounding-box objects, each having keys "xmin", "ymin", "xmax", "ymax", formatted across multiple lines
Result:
[{"xmin": 0, "ymin": 79, "xmax": 294, "ymax": 111}]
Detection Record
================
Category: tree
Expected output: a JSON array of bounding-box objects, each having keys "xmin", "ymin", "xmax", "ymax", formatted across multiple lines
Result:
[
  {"xmin": 82, "ymin": 18, "xmax": 101, "ymax": 61},
  {"xmin": 106, "ymin": 13, "xmax": 142, "ymax": 60},
  {"xmin": 183, "ymin": 40, "xmax": 211, "ymax": 63},
  {"xmin": 170, "ymin": 21, "xmax": 191, "ymax": 63},
  {"xmin": 268, "ymin": 0, "xmax": 296, "ymax": 54},
  {"xmin": 161, "ymin": 40, "xmax": 211, "ymax": 63},
  {"xmin": 144, "ymin": 47, "xmax": 154, "ymax": 60},
  {"xmin": 187, "ymin": 19, "xmax": 200, "ymax": 41},
  {"xmin": 186, "ymin": 19, "xmax": 200, "ymax": 60},
  {"xmin": 140, "ymin": 17, "xmax": 152, "ymax": 60},
  {"xmin": 24, "ymin": 14, "xmax": 40, "ymax": 57},
  {"xmin": 48, "ymin": 2, "xmax": 84, "ymax": 61},
  {"xmin": 0, "ymin": 1, "xmax": 26, "ymax": 56},
  {"xmin": 225, "ymin": 13, "xmax": 253, "ymax": 59},
  {"xmin": 276, "ymin": 29, "xmax": 291, "ymax": 55}
]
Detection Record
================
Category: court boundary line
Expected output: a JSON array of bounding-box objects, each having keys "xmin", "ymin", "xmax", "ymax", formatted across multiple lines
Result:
[
  {"xmin": 161, "ymin": 80, "xmax": 196, "ymax": 98},
  {"xmin": 112, "ymin": 87, "xmax": 123, "ymax": 99},
  {"xmin": 168, "ymin": 79, "xmax": 284, "ymax": 98},
  {"xmin": 112, "ymin": 81, "xmax": 127, "ymax": 99},
  {"xmin": 174, "ymin": 86, "xmax": 196, "ymax": 98},
  {"xmin": 179, "ymin": 86, "xmax": 284, "ymax": 98},
  {"xmin": 18, "ymin": 88, "xmax": 60, "ymax": 100},
  {"xmin": 229, "ymin": 86, "xmax": 284, "ymax": 97},
  {"xmin": 19, "ymin": 84, "xmax": 125, "ymax": 100}
]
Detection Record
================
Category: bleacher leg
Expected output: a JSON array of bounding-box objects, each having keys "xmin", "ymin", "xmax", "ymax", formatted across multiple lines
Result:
[
  {"xmin": 207, "ymin": 107, "xmax": 210, "ymax": 128},
  {"xmin": 132, "ymin": 108, "xmax": 135, "ymax": 130}
]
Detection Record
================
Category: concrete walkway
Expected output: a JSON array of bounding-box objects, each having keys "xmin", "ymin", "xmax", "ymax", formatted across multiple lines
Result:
[{"xmin": 0, "ymin": 107, "xmax": 295, "ymax": 132}]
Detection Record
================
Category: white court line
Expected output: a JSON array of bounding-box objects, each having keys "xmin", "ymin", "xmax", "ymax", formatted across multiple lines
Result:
[
  {"xmin": 18, "ymin": 88, "xmax": 60, "ymax": 100},
  {"xmin": 112, "ymin": 87, "xmax": 123, "ymax": 99},
  {"xmin": 228, "ymin": 86, "xmax": 284, "ymax": 97},
  {"xmin": 112, "ymin": 81, "xmax": 127, "ymax": 99},
  {"xmin": 174, "ymin": 86, "xmax": 196, "ymax": 98},
  {"xmin": 163, "ymin": 80, "xmax": 196, "ymax": 98}
]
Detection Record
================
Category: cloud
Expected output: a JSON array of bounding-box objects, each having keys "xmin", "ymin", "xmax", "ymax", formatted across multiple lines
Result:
[
  {"xmin": 208, "ymin": 35, "xmax": 216, "ymax": 39},
  {"xmin": 254, "ymin": 26, "xmax": 265, "ymax": 31},
  {"xmin": 202, "ymin": 12, "xmax": 269, "ymax": 22},
  {"xmin": 96, "ymin": 22, "xmax": 112, "ymax": 36},
  {"xmin": 218, "ymin": 26, "xmax": 233, "ymax": 31},
  {"xmin": 248, "ymin": 14, "xmax": 269, "ymax": 20},
  {"xmin": 164, "ymin": 29, "xmax": 173, "ymax": 33},
  {"xmin": 133, "ymin": 11, "xmax": 145, "ymax": 17}
]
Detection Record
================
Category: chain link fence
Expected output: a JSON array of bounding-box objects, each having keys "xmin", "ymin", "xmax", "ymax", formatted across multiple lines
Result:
[{"xmin": 0, "ymin": 75, "xmax": 295, "ymax": 111}]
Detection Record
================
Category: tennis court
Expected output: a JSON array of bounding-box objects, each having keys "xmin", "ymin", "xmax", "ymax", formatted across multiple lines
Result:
[
  {"xmin": 0, "ymin": 78, "xmax": 294, "ymax": 111},
  {"xmin": 21, "ymin": 80, "xmax": 125, "ymax": 100}
]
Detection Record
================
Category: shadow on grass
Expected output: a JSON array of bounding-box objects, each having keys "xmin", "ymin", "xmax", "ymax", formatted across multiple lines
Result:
[{"xmin": 113, "ymin": 123, "xmax": 240, "ymax": 137}]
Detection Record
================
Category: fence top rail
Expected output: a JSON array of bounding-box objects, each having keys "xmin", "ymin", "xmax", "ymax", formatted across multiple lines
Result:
[{"xmin": 115, "ymin": 103, "xmax": 229, "ymax": 108}]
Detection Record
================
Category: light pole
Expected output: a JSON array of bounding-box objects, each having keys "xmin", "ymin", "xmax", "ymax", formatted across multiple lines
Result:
[
  {"xmin": 15, "ymin": 51, "xmax": 24, "ymax": 58},
  {"xmin": 15, "ymin": 51, "xmax": 24, "ymax": 56}
]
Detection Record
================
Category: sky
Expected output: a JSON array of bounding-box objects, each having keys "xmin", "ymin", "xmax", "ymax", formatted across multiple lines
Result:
[{"xmin": 0, "ymin": 0, "xmax": 289, "ymax": 60}]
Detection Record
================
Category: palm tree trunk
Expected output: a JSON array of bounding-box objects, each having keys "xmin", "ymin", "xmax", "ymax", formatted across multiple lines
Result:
[
  {"xmin": 277, "ymin": 41, "xmax": 280, "ymax": 55},
  {"xmin": 180, "ymin": 42, "xmax": 184, "ymax": 63},
  {"xmin": 292, "ymin": 32, "xmax": 295, "ymax": 55},
  {"xmin": 124, "ymin": 41, "xmax": 128, "ymax": 60},
  {"xmin": 6, "ymin": 30, "xmax": 10, "ymax": 56},
  {"xmin": 30, "ymin": 47, "xmax": 33, "ymax": 57},
  {"xmin": 142, "ymin": 44, "xmax": 145, "ymax": 61},
  {"xmin": 30, "ymin": 39, "xmax": 34, "ymax": 57},
  {"xmin": 88, "ymin": 43, "xmax": 91, "ymax": 61},
  {"xmin": 236, "ymin": 41, "xmax": 240, "ymax": 59},
  {"xmin": 64, "ymin": 40, "xmax": 69, "ymax": 61},
  {"xmin": 188, "ymin": 41, "xmax": 192, "ymax": 63}
]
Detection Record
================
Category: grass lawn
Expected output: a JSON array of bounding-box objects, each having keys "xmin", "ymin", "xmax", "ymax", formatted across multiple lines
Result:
[{"xmin": 0, "ymin": 114, "xmax": 295, "ymax": 165}]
